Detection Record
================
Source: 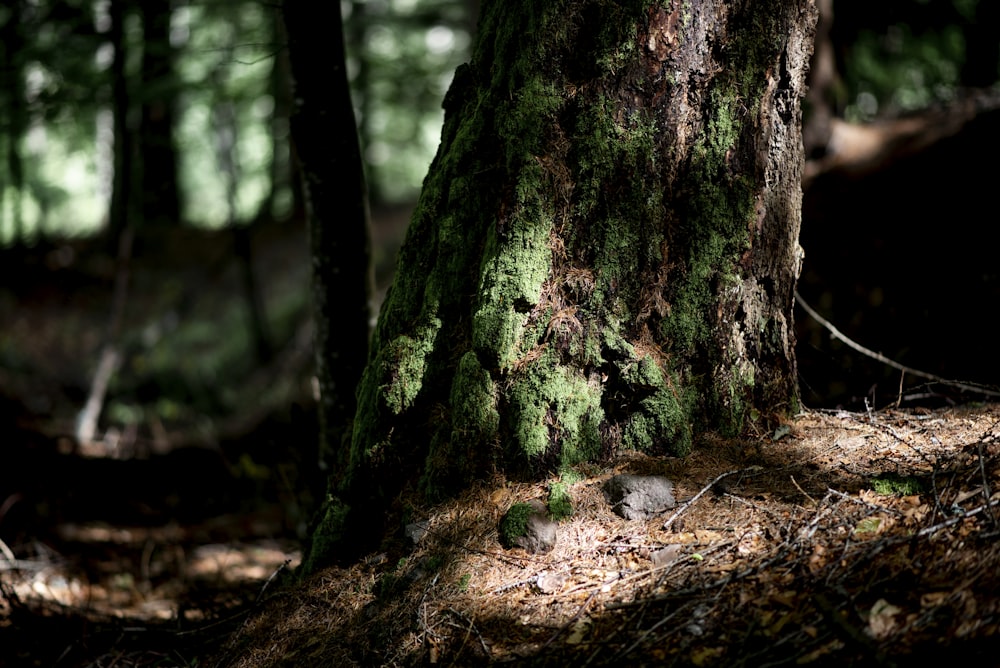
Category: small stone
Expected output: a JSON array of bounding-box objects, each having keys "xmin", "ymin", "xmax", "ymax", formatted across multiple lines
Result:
[
  {"xmin": 404, "ymin": 520, "xmax": 430, "ymax": 546},
  {"xmin": 535, "ymin": 572, "xmax": 566, "ymax": 594},
  {"xmin": 501, "ymin": 499, "xmax": 558, "ymax": 554},
  {"xmin": 603, "ymin": 474, "xmax": 676, "ymax": 520},
  {"xmin": 517, "ymin": 500, "xmax": 558, "ymax": 554}
]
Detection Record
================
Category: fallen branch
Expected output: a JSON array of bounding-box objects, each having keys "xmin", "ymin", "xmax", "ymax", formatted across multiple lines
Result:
[
  {"xmin": 795, "ymin": 291, "xmax": 1000, "ymax": 399},
  {"xmin": 662, "ymin": 467, "xmax": 762, "ymax": 531}
]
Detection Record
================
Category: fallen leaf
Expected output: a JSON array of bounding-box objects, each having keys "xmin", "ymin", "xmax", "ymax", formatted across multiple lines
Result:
[
  {"xmin": 854, "ymin": 518, "xmax": 881, "ymax": 535},
  {"xmin": 651, "ymin": 544, "xmax": 684, "ymax": 568},
  {"xmin": 566, "ymin": 616, "xmax": 591, "ymax": 644},
  {"xmin": 920, "ymin": 591, "xmax": 948, "ymax": 608},
  {"xmin": 868, "ymin": 598, "xmax": 902, "ymax": 639}
]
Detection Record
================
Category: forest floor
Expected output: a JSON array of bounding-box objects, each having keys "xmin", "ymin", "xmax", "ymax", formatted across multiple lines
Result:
[
  {"xmin": 6, "ymin": 402, "xmax": 1000, "ymax": 667},
  {"xmin": 2, "ymin": 217, "xmax": 999, "ymax": 666},
  {"xmin": 214, "ymin": 404, "xmax": 1000, "ymax": 667}
]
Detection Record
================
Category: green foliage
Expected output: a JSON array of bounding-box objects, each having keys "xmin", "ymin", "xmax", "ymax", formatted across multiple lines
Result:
[
  {"xmin": 1, "ymin": 0, "xmax": 473, "ymax": 242},
  {"xmin": 457, "ymin": 573, "xmax": 472, "ymax": 592},
  {"xmin": 844, "ymin": 23, "xmax": 966, "ymax": 121},
  {"xmin": 344, "ymin": 0, "xmax": 471, "ymax": 202}
]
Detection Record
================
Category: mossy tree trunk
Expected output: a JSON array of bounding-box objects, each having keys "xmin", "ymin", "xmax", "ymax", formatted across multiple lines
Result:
[{"xmin": 306, "ymin": 0, "xmax": 816, "ymax": 570}]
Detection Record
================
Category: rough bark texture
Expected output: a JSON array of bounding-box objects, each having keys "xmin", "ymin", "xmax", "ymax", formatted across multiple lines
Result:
[{"xmin": 309, "ymin": 0, "xmax": 816, "ymax": 568}]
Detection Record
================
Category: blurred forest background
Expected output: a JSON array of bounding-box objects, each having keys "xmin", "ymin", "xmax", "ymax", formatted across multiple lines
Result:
[{"xmin": 0, "ymin": 0, "xmax": 998, "ymax": 662}]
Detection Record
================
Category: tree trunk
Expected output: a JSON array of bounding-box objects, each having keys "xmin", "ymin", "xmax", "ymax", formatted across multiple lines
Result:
[
  {"xmin": 281, "ymin": 3, "xmax": 373, "ymax": 482},
  {"xmin": 107, "ymin": 0, "xmax": 134, "ymax": 249},
  {"xmin": 0, "ymin": 0, "xmax": 26, "ymax": 241},
  {"xmin": 138, "ymin": 0, "xmax": 181, "ymax": 227},
  {"xmin": 308, "ymin": 0, "xmax": 816, "ymax": 569}
]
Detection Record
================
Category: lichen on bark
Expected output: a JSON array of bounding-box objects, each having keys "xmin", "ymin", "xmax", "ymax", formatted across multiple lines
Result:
[{"xmin": 304, "ymin": 0, "xmax": 816, "ymax": 570}]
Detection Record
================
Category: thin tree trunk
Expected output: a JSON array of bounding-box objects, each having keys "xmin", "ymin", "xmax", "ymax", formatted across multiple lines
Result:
[
  {"xmin": 1, "ymin": 0, "xmax": 26, "ymax": 241},
  {"xmin": 138, "ymin": 0, "xmax": 181, "ymax": 227},
  {"xmin": 282, "ymin": 2, "xmax": 373, "ymax": 479},
  {"xmin": 107, "ymin": 0, "xmax": 133, "ymax": 247}
]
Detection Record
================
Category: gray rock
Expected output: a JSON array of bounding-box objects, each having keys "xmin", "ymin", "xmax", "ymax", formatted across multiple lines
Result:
[
  {"xmin": 603, "ymin": 474, "xmax": 676, "ymax": 520},
  {"xmin": 502, "ymin": 499, "xmax": 558, "ymax": 554},
  {"xmin": 404, "ymin": 520, "xmax": 430, "ymax": 546},
  {"xmin": 535, "ymin": 571, "xmax": 566, "ymax": 593}
]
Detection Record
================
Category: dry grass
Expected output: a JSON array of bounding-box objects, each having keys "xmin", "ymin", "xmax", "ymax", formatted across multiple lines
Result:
[{"xmin": 213, "ymin": 404, "xmax": 1000, "ymax": 666}]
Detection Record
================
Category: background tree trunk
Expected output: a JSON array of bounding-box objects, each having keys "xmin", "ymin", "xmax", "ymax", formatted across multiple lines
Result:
[
  {"xmin": 281, "ymin": 2, "xmax": 373, "ymax": 491},
  {"xmin": 0, "ymin": 0, "xmax": 26, "ymax": 241},
  {"xmin": 138, "ymin": 0, "xmax": 181, "ymax": 227},
  {"xmin": 106, "ymin": 0, "xmax": 134, "ymax": 248},
  {"xmin": 308, "ymin": 0, "xmax": 816, "ymax": 569}
]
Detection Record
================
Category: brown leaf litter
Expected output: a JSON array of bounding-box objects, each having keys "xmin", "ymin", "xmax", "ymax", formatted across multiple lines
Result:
[{"xmin": 211, "ymin": 404, "xmax": 1000, "ymax": 667}]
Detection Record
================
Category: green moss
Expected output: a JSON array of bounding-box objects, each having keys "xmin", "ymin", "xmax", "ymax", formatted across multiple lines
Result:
[
  {"xmin": 420, "ymin": 352, "xmax": 501, "ymax": 497},
  {"xmin": 714, "ymin": 363, "xmax": 756, "ymax": 436},
  {"xmin": 621, "ymin": 376, "xmax": 695, "ymax": 455},
  {"xmin": 381, "ymin": 333, "xmax": 430, "ymax": 415},
  {"xmin": 472, "ymin": 185, "xmax": 554, "ymax": 370},
  {"xmin": 450, "ymin": 352, "xmax": 500, "ymax": 439},
  {"xmin": 500, "ymin": 76, "xmax": 564, "ymax": 165},
  {"xmin": 499, "ymin": 502, "xmax": 536, "ymax": 548},
  {"xmin": 559, "ymin": 469, "xmax": 584, "ymax": 486},
  {"xmin": 547, "ymin": 482, "xmax": 573, "ymax": 520},
  {"xmin": 299, "ymin": 495, "xmax": 350, "ymax": 577},
  {"xmin": 871, "ymin": 473, "xmax": 925, "ymax": 496},
  {"xmin": 507, "ymin": 348, "xmax": 603, "ymax": 465}
]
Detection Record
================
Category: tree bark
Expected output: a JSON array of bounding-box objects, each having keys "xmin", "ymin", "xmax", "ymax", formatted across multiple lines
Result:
[
  {"xmin": 308, "ymin": 0, "xmax": 816, "ymax": 569},
  {"xmin": 138, "ymin": 0, "xmax": 181, "ymax": 227},
  {"xmin": 281, "ymin": 2, "xmax": 373, "ymax": 486},
  {"xmin": 107, "ymin": 0, "xmax": 131, "ymax": 243}
]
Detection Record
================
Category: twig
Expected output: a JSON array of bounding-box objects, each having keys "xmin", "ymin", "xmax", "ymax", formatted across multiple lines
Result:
[
  {"xmin": 416, "ymin": 572, "xmax": 440, "ymax": 638},
  {"xmin": 490, "ymin": 577, "xmax": 535, "ymax": 595},
  {"xmin": 789, "ymin": 475, "xmax": 818, "ymax": 506},
  {"xmin": 662, "ymin": 467, "xmax": 761, "ymax": 531},
  {"xmin": 77, "ymin": 226, "xmax": 134, "ymax": 444},
  {"xmin": 446, "ymin": 608, "xmax": 490, "ymax": 661},
  {"xmin": 977, "ymin": 440, "xmax": 997, "ymax": 528},
  {"xmin": 795, "ymin": 290, "xmax": 1000, "ymax": 398},
  {"xmin": 612, "ymin": 600, "xmax": 689, "ymax": 663},
  {"xmin": 0, "ymin": 537, "xmax": 16, "ymax": 566},
  {"xmin": 255, "ymin": 559, "xmax": 290, "ymax": 604},
  {"xmin": 915, "ymin": 498, "xmax": 1000, "ymax": 538},
  {"xmin": 826, "ymin": 488, "xmax": 905, "ymax": 518}
]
